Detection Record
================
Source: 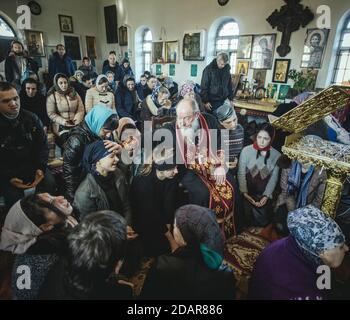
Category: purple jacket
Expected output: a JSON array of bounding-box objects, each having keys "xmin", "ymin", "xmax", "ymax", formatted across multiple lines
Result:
[{"xmin": 248, "ymin": 235, "xmax": 325, "ymax": 300}]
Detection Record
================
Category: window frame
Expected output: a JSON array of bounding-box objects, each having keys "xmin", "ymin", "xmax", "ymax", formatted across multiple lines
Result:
[
  {"xmin": 214, "ymin": 19, "xmax": 239, "ymax": 72},
  {"xmin": 142, "ymin": 28, "xmax": 152, "ymax": 74},
  {"xmin": 332, "ymin": 16, "xmax": 350, "ymax": 84}
]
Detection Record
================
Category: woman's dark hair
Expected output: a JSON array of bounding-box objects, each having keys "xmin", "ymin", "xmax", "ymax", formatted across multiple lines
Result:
[
  {"xmin": 82, "ymin": 75, "xmax": 91, "ymax": 82},
  {"xmin": 11, "ymin": 40, "xmax": 24, "ymax": 50},
  {"xmin": 20, "ymin": 194, "xmax": 68, "ymax": 227},
  {"xmin": 97, "ymin": 77, "xmax": 109, "ymax": 86},
  {"xmin": 65, "ymin": 211, "xmax": 127, "ymax": 294},
  {"xmin": 103, "ymin": 114, "xmax": 119, "ymax": 131}
]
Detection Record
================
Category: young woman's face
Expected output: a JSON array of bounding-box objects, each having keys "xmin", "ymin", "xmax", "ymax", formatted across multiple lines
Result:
[
  {"xmin": 126, "ymin": 81, "xmax": 135, "ymax": 91},
  {"xmin": 140, "ymin": 77, "xmax": 147, "ymax": 86},
  {"xmin": 157, "ymin": 93, "xmax": 170, "ymax": 106},
  {"xmin": 25, "ymin": 83, "xmax": 38, "ymax": 98},
  {"xmin": 256, "ymin": 130, "xmax": 271, "ymax": 149},
  {"xmin": 97, "ymin": 81, "xmax": 109, "ymax": 93},
  {"xmin": 221, "ymin": 116, "xmax": 238, "ymax": 130},
  {"xmin": 98, "ymin": 151, "xmax": 119, "ymax": 172},
  {"xmin": 37, "ymin": 193, "xmax": 73, "ymax": 225},
  {"xmin": 320, "ymin": 244, "xmax": 349, "ymax": 268},
  {"xmin": 57, "ymin": 77, "xmax": 68, "ymax": 92}
]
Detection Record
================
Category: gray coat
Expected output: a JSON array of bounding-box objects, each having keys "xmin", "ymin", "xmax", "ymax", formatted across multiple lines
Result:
[
  {"xmin": 73, "ymin": 170, "xmax": 132, "ymax": 224},
  {"xmin": 276, "ymin": 167, "xmax": 327, "ymax": 212}
]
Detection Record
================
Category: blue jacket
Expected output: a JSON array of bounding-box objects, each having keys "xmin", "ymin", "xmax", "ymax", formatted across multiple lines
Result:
[
  {"xmin": 135, "ymin": 83, "xmax": 146, "ymax": 100},
  {"xmin": 48, "ymin": 52, "xmax": 75, "ymax": 83}
]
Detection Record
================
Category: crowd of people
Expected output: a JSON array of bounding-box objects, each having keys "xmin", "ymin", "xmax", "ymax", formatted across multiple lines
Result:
[{"xmin": 0, "ymin": 40, "xmax": 349, "ymax": 300}]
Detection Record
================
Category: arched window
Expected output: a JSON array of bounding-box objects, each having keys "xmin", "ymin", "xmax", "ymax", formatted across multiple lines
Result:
[
  {"xmin": 215, "ymin": 19, "xmax": 239, "ymax": 72},
  {"xmin": 0, "ymin": 16, "xmax": 15, "ymax": 38},
  {"xmin": 333, "ymin": 16, "xmax": 350, "ymax": 84},
  {"xmin": 142, "ymin": 29, "xmax": 152, "ymax": 73},
  {"xmin": 0, "ymin": 15, "xmax": 16, "ymax": 63}
]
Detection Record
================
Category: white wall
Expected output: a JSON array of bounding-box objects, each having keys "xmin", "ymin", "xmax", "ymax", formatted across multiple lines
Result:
[{"xmin": 97, "ymin": 0, "xmax": 350, "ymax": 89}]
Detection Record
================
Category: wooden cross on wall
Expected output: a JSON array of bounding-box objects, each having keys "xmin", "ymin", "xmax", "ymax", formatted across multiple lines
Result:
[{"xmin": 267, "ymin": 0, "xmax": 314, "ymax": 57}]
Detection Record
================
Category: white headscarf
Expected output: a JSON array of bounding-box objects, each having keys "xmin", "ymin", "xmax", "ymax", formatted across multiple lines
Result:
[{"xmin": 0, "ymin": 200, "xmax": 43, "ymax": 254}]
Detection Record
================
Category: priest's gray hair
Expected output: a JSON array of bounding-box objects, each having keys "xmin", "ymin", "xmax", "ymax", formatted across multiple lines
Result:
[{"xmin": 176, "ymin": 98, "xmax": 200, "ymax": 115}]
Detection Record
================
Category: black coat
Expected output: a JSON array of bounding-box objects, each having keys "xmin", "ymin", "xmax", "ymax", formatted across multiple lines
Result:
[
  {"xmin": 140, "ymin": 246, "xmax": 236, "ymax": 300},
  {"xmin": 38, "ymin": 258, "xmax": 133, "ymax": 300},
  {"xmin": 200, "ymin": 59, "xmax": 234, "ymax": 104},
  {"xmin": 63, "ymin": 121, "xmax": 100, "ymax": 201},
  {"xmin": 5, "ymin": 54, "xmax": 38, "ymax": 84},
  {"xmin": 130, "ymin": 167, "xmax": 179, "ymax": 256},
  {"xmin": 19, "ymin": 91, "xmax": 50, "ymax": 127},
  {"xmin": 0, "ymin": 110, "xmax": 48, "ymax": 182}
]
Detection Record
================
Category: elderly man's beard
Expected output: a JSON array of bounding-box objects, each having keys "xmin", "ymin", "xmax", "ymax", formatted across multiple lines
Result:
[{"xmin": 179, "ymin": 118, "xmax": 200, "ymax": 143}]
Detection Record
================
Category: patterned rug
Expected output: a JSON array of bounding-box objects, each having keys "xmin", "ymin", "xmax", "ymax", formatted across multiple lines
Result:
[{"xmin": 223, "ymin": 229, "xmax": 271, "ymax": 299}]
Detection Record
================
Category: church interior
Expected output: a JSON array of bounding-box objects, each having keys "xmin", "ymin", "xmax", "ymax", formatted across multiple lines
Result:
[{"xmin": 0, "ymin": 0, "xmax": 350, "ymax": 301}]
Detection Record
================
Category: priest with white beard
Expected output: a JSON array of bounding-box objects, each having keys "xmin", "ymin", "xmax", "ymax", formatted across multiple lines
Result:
[{"xmin": 160, "ymin": 98, "xmax": 236, "ymax": 238}]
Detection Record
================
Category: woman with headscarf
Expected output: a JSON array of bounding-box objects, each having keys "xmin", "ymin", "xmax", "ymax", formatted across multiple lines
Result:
[
  {"xmin": 238, "ymin": 123, "xmax": 281, "ymax": 227},
  {"xmin": 177, "ymin": 81, "xmax": 205, "ymax": 112},
  {"xmin": 73, "ymin": 140, "xmax": 134, "ymax": 234},
  {"xmin": 249, "ymin": 205, "xmax": 349, "ymax": 300},
  {"xmin": 85, "ymin": 74, "xmax": 115, "ymax": 113},
  {"xmin": 0, "ymin": 193, "xmax": 77, "ymax": 299},
  {"xmin": 63, "ymin": 105, "xmax": 120, "ymax": 202},
  {"xmin": 141, "ymin": 204, "xmax": 236, "ymax": 299},
  {"xmin": 140, "ymin": 85, "xmax": 171, "ymax": 122},
  {"xmin": 114, "ymin": 117, "xmax": 141, "ymax": 183},
  {"xmin": 46, "ymin": 73, "xmax": 85, "ymax": 148}
]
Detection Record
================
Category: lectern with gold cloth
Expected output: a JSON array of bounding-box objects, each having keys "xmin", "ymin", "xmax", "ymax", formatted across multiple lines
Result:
[{"xmin": 271, "ymin": 85, "xmax": 350, "ymax": 218}]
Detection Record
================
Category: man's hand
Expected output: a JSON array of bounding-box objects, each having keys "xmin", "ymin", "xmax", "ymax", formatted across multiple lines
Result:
[
  {"xmin": 10, "ymin": 178, "xmax": 32, "ymax": 189},
  {"xmin": 243, "ymin": 193, "xmax": 258, "ymax": 206},
  {"xmin": 204, "ymin": 102, "xmax": 212, "ymax": 111},
  {"xmin": 30, "ymin": 169, "xmax": 44, "ymax": 188},
  {"xmin": 127, "ymin": 225, "xmax": 138, "ymax": 240},
  {"xmin": 104, "ymin": 140, "xmax": 122, "ymax": 155},
  {"xmin": 213, "ymin": 166, "xmax": 226, "ymax": 185},
  {"xmin": 66, "ymin": 215, "xmax": 78, "ymax": 228}
]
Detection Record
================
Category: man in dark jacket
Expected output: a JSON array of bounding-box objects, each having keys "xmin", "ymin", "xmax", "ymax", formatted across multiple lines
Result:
[
  {"xmin": 200, "ymin": 52, "xmax": 235, "ymax": 113},
  {"xmin": 5, "ymin": 40, "xmax": 38, "ymax": 89},
  {"xmin": 63, "ymin": 105, "xmax": 121, "ymax": 202},
  {"xmin": 102, "ymin": 51, "xmax": 122, "ymax": 82},
  {"xmin": 0, "ymin": 82, "xmax": 55, "ymax": 209},
  {"xmin": 48, "ymin": 44, "xmax": 75, "ymax": 86}
]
